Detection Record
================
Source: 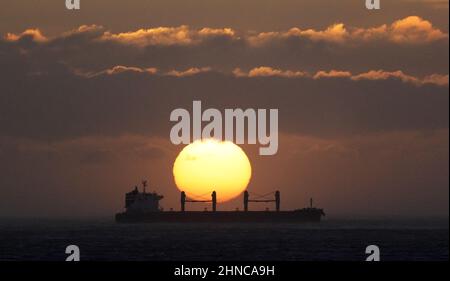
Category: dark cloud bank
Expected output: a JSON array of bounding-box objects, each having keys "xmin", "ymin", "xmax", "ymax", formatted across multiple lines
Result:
[{"xmin": 0, "ymin": 68, "xmax": 448, "ymax": 140}]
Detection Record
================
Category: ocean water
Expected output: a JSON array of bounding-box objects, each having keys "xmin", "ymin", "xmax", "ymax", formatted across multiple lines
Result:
[{"xmin": 0, "ymin": 218, "xmax": 448, "ymax": 261}]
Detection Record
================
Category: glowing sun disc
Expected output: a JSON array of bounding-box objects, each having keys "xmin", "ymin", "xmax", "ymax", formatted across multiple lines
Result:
[{"xmin": 173, "ymin": 139, "xmax": 252, "ymax": 203}]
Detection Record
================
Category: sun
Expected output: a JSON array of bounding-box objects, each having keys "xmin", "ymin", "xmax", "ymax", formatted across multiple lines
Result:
[{"xmin": 173, "ymin": 139, "xmax": 252, "ymax": 203}]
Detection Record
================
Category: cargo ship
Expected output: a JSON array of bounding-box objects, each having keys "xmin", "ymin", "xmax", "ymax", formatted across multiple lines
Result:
[{"xmin": 115, "ymin": 182, "xmax": 325, "ymax": 223}]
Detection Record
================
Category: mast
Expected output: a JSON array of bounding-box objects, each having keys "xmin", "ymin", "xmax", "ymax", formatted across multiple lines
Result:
[
  {"xmin": 181, "ymin": 191, "xmax": 186, "ymax": 212},
  {"xmin": 244, "ymin": 190, "xmax": 249, "ymax": 212},
  {"xmin": 211, "ymin": 191, "xmax": 217, "ymax": 212},
  {"xmin": 142, "ymin": 180, "xmax": 148, "ymax": 193},
  {"xmin": 275, "ymin": 190, "xmax": 280, "ymax": 212}
]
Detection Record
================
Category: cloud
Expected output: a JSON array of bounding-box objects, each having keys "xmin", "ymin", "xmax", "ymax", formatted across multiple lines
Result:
[
  {"xmin": 101, "ymin": 26, "xmax": 194, "ymax": 46},
  {"xmin": 0, "ymin": 135, "xmax": 169, "ymax": 165},
  {"xmin": 351, "ymin": 70, "xmax": 449, "ymax": 86},
  {"xmin": 198, "ymin": 27, "xmax": 236, "ymax": 38},
  {"xmin": 75, "ymin": 65, "xmax": 449, "ymax": 87},
  {"xmin": 274, "ymin": 129, "xmax": 449, "ymax": 217},
  {"xmin": 78, "ymin": 65, "xmax": 215, "ymax": 78},
  {"xmin": 2, "ymin": 17, "xmax": 447, "ymax": 76},
  {"xmin": 100, "ymin": 26, "xmax": 236, "ymax": 47},
  {"xmin": 0, "ymin": 134, "xmax": 174, "ymax": 217},
  {"xmin": 313, "ymin": 70, "xmax": 352, "ymax": 79},
  {"xmin": 166, "ymin": 67, "xmax": 212, "ymax": 77},
  {"xmin": 1, "ymin": 130, "xmax": 447, "ymax": 217},
  {"xmin": 250, "ymin": 16, "xmax": 447, "ymax": 46},
  {"xmin": 422, "ymin": 74, "xmax": 450, "ymax": 86},
  {"xmin": 85, "ymin": 65, "xmax": 158, "ymax": 77},
  {"xmin": 249, "ymin": 23, "xmax": 349, "ymax": 45},
  {"xmin": 62, "ymin": 25, "xmax": 105, "ymax": 37},
  {"xmin": 5, "ymin": 16, "xmax": 446, "ymax": 47},
  {"xmin": 80, "ymin": 65, "xmax": 448, "ymax": 87},
  {"xmin": 0, "ymin": 64, "xmax": 447, "ymax": 141},
  {"xmin": 0, "ymin": 17, "xmax": 447, "ymax": 141},
  {"xmin": 234, "ymin": 67, "xmax": 448, "ymax": 86},
  {"xmin": 387, "ymin": 16, "xmax": 448, "ymax": 43},
  {"xmin": 233, "ymin": 67, "xmax": 308, "ymax": 78},
  {"xmin": 5, "ymin": 28, "xmax": 48, "ymax": 43},
  {"xmin": 105, "ymin": 65, "xmax": 158, "ymax": 75}
]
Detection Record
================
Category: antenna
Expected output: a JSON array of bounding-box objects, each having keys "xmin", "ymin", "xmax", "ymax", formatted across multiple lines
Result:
[{"xmin": 142, "ymin": 179, "xmax": 148, "ymax": 193}]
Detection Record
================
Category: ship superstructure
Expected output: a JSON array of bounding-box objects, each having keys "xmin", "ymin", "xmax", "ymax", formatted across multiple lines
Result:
[{"xmin": 124, "ymin": 181, "xmax": 164, "ymax": 213}]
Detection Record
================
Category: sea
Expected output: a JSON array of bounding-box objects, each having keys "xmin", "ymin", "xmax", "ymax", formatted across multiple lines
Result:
[{"xmin": 0, "ymin": 218, "xmax": 448, "ymax": 261}]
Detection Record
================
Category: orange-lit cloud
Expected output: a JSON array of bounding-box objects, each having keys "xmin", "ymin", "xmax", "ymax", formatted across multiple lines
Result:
[
  {"xmin": 7, "ymin": 16, "xmax": 444, "ymax": 47},
  {"xmin": 166, "ymin": 67, "xmax": 212, "ymax": 77},
  {"xmin": 101, "ymin": 26, "xmax": 194, "ymax": 46},
  {"xmin": 78, "ymin": 65, "xmax": 448, "ymax": 87},
  {"xmin": 422, "ymin": 74, "xmax": 450, "ymax": 86},
  {"xmin": 75, "ymin": 65, "xmax": 158, "ymax": 78},
  {"xmin": 104, "ymin": 65, "xmax": 158, "ymax": 75},
  {"xmin": 234, "ymin": 67, "xmax": 448, "ymax": 87},
  {"xmin": 313, "ymin": 70, "xmax": 352, "ymax": 79},
  {"xmin": 198, "ymin": 27, "xmax": 235, "ymax": 37},
  {"xmin": 5, "ymin": 28, "xmax": 48, "ymax": 42},
  {"xmin": 249, "ymin": 23, "xmax": 349, "ymax": 45},
  {"xmin": 233, "ymin": 67, "xmax": 308, "ymax": 78},
  {"xmin": 389, "ymin": 16, "xmax": 448, "ymax": 43},
  {"xmin": 249, "ymin": 16, "xmax": 447, "ymax": 46},
  {"xmin": 352, "ymin": 16, "xmax": 448, "ymax": 44},
  {"xmin": 100, "ymin": 26, "xmax": 236, "ymax": 47},
  {"xmin": 351, "ymin": 70, "xmax": 449, "ymax": 86},
  {"xmin": 63, "ymin": 24, "xmax": 104, "ymax": 36}
]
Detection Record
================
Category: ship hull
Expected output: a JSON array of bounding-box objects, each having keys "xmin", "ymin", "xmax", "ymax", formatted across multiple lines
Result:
[{"xmin": 115, "ymin": 211, "xmax": 324, "ymax": 223}]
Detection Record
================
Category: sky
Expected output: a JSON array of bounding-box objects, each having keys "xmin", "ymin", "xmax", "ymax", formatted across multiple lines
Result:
[{"xmin": 0, "ymin": 0, "xmax": 448, "ymax": 218}]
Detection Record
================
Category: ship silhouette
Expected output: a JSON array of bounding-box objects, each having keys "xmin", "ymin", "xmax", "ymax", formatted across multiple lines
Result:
[{"xmin": 115, "ymin": 181, "xmax": 325, "ymax": 223}]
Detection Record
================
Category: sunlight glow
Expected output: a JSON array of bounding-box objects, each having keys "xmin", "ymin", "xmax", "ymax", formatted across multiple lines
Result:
[{"xmin": 173, "ymin": 139, "xmax": 252, "ymax": 202}]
